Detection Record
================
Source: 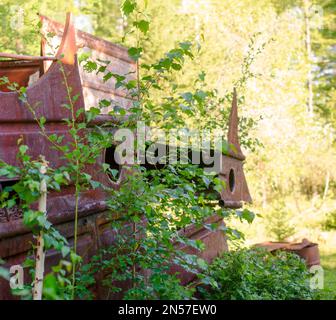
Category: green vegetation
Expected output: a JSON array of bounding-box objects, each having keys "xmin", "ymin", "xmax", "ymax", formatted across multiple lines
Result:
[
  {"xmin": 0, "ymin": 0, "xmax": 335, "ymax": 300},
  {"xmin": 1, "ymin": 0, "xmax": 334, "ymax": 238},
  {"xmin": 200, "ymin": 248, "xmax": 315, "ymax": 300},
  {"xmin": 265, "ymin": 201, "xmax": 296, "ymax": 241},
  {"xmin": 1, "ymin": 0, "xmax": 257, "ymax": 299},
  {"xmin": 319, "ymin": 251, "xmax": 336, "ymax": 300}
]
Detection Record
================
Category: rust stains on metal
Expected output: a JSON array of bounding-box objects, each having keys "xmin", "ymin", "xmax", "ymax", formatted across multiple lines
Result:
[
  {"xmin": 40, "ymin": 14, "xmax": 136, "ymax": 114},
  {"xmin": 255, "ymin": 239, "xmax": 320, "ymax": 267},
  {"xmin": 54, "ymin": 13, "xmax": 77, "ymax": 65},
  {"xmin": 227, "ymin": 88, "xmax": 245, "ymax": 160},
  {"xmin": 0, "ymin": 53, "xmax": 57, "ymax": 61},
  {"xmin": 0, "ymin": 60, "xmax": 40, "ymax": 92},
  {"xmin": 218, "ymin": 88, "xmax": 252, "ymax": 206},
  {"xmin": 0, "ymin": 12, "xmax": 253, "ymax": 299}
]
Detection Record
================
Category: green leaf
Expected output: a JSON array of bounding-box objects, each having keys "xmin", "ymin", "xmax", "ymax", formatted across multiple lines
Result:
[
  {"xmin": 110, "ymin": 169, "xmax": 119, "ymax": 178},
  {"xmin": 197, "ymin": 257, "xmax": 208, "ymax": 270},
  {"xmin": 126, "ymin": 80, "xmax": 137, "ymax": 89},
  {"xmin": 198, "ymin": 71, "xmax": 206, "ymax": 81},
  {"xmin": 61, "ymin": 246, "xmax": 70, "ymax": 258},
  {"xmin": 19, "ymin": 145, "xmax": 28, "ymax": 155},
  {"xmin": 202, "ymin": 176, "xmax": 211, "ymax": 187},
  {"xmin": 54, "ymin": 173, "xmax": 65, "ymax": 184},
  {"xmin": 122, "ymin": 0, "xmax": 136, "ymax": 16},
  {"xmin": 43, "ymin": 274, "xmax": 59, "ymax": 300},
  {"xmin": 171, "ymin": 63, "xmax": 182, "ymax": 70},
  {"xmin": 179, "ymin": 41, "xmax": 192, "ymax": 51},
  {"xmin": 133, "ymin": 20, "xmax": 150, "ymax": 34},
  {"xmin": 90, "ymin": 180, "xmax": 101, "ymax": 189},
  {"xmin": 102, "ymin": 163, "xmax": 110, "ymax": 172},
  {"xmin": 6, "ymin": 198, "xmax": 16, "ymax": 209},
  {"xmin": 128, "ymin": 47, "xmax": 143, "ymax": 61},
  {"xmin": 70, "ymin": 252, "xmax": 82, "ymax": 265},
  {"xmin": 49, "ymin": 134, "xmax": 58, "ymax": 142},
  {"xmin": 103, "ymin": 72, "xmax": 113, "ymax": 82},
  {"xmin": 236, "ymin": 208, "xmax": 255, "ymax": 224},
  {"xmin": 181, "ymin": 92, "xmax": 193, "ymax": 102},
  {"xmin": 83, "ymin": 60, "xmax": 98, "ymax": 73}
]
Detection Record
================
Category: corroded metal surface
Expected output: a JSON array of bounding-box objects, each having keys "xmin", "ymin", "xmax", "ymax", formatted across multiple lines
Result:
[
  {"xmin": 0, "ymin": 206, "xmax": 22, "ymax": 223},
  {"xmin": 219, "ymin": 88, "xmax": 252, "ymax": 206},
  {"xmin": 0, "ymin": 13, "xmax": 252, "ymax": 299},
  {"xmin": 255, "ymin": 239, "xmax": 320, "ymax": 267},
  {"xmin": 0, "ymin": 15, "xmax": 112, "ymax": 299},
  {"xmin": 40, "ymin": 15, "xmax": 136, "ymax": 114},
  {"xmin": 0, "ymin": 60, "xmax": 40, "ymax": 92}
]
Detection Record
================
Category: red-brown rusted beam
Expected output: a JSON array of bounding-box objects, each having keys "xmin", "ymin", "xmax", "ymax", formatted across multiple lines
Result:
[{"xmin": 0, "ymin": 53, "xmax": 57, "ymax": 61}]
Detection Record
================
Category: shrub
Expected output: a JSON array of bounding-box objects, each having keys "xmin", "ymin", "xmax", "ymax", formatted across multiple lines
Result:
[
  {"xmin": 199, "ymin": 248, "xmax": 315, "ymax": 300},
  {"xmin": 324, "ymin": 209, "xmax": 336, "ymax": 230},
  {"xmin": 265, "ymin": 201, "xmax": 296, "ymax": 241},
  {"xmin": 124, "ymin": 272, "xmax": 194, "ymax": 300}
]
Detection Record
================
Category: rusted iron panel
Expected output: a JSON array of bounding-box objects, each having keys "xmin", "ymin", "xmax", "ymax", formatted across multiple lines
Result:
[
  {"xmin": 0, "ymin": 188, "xmax": 107, "ymax": 240},
  {"xmin": 0, "ymin": 14, "xmax": 111, "ymax": 225},
  {"xmin": 0, "ymin": 124, "xmax": 72, "ymax": 167},
  {"xmin": 219, "ymin": 89, "xmax": 252, "ymax": 206},
  {"xmin": 255, "ymin": 239, "xmax": 320, "ymax": 267},
  {"xmin": 0, "ymin": 12, "xmax": 253, "ymax": 299},
  {"xmin": 40, "ymin": 15, "xmax": 136, "ymax": 114},
  {"xmin": 0, "ymin": 60, "xmax": 40, "ymax": 92},
  {"xmin": 0, "ymin": 53, "xmax": 57, "ymax": 61},
  {"xmin": 170, "ymin": 215, "xmax": 228, "ymax": 285},
  {"xmin": 0, "ymin": 15, "xmax": 84, "ymax": 123},
  {"xmin": 0, "ymin": 64, "xmax": 83, "ymax": 123},
  {"xmin": 218, "ymin": 155, "xmax": 252, "ymax": 206},
  {"xmin": 227, "ymin": 88, "xmax": 245, "ymax": 160},
  {"xmin": 0, "ymin": 208, "xmax": 103, "ymax": 299}
]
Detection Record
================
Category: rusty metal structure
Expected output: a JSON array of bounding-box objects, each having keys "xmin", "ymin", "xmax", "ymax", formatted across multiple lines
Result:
[
  {"xmin": 0, "ymin": 14, "xmax": 251, "ymax": 299},
  {"xmin": 255, "ymin": 239, "xmax": 320, "ymax": 267}
]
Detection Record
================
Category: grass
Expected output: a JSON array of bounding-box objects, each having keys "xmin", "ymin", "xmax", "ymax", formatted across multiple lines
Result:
[{"xmin": 318, "ymin": 251, "xmax": 336, "ymax": 300}]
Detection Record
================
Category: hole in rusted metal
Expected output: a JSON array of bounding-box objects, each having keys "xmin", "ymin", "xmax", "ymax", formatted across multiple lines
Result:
[
  {"xmin": 0, "ymin": 179, "xmax": 20, "ymax": 201},
  {"xmin": 229, "ymin": 169, "xmax": 235, "ymax": 193},
  {"xmin": 104, "ymin": 145, "xmax": 121, "ymax": 182},
  {"xmin": 0, "ymin": 179, "xmax": 19, "ymax": 189},
  {"xmin": 0, "ymin": 179, "xmax": 21, "ymax": 222}
]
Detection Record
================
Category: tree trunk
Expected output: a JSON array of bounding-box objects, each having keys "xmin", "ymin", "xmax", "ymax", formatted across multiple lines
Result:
[
  {"xmin": 303, "ymin": 0, "xmax": 314, "ymax": 116},
  {"xmin": 32, "ymin": 162, "xmax": 48, "ymax": 300}
]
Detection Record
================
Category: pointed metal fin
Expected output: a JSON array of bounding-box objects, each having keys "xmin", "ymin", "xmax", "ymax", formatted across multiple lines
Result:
[{"xmin": 227, "ymin": 88, "xmax": 245, "ymax": 160}]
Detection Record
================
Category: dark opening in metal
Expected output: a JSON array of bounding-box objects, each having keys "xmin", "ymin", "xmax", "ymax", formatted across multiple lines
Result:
[
  {"xmin": 104, "ymin": 145, "xmax": 121, "ymax": 182},
  {"xmin": 229, "ymin": 168, "xmax": 235, "ymax": 192},
  {"xmin": 0, "ymin": 179, "xmax": 20, "ymax": 222},
  {"xmin": 0, "ymin": 179, "xmax": 19, "ymax": 190}
]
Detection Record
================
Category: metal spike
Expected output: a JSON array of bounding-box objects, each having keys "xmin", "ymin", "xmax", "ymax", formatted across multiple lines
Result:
[{"xmin": 227, "ymin": 88, "xmax": 245, "ymax": 160}]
